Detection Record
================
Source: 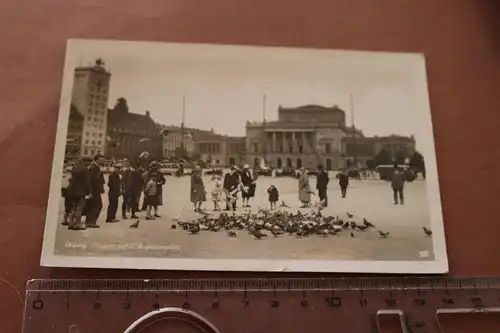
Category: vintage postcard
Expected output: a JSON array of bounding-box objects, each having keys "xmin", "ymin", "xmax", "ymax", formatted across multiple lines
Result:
[{"xmin": 40, "ymin": 39, "xmax": 448, "ymax": 273}]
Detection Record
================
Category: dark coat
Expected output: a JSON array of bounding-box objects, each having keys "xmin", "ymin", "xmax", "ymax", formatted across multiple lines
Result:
[
  {"xmin": 316, "ymin": 170, "xmax": 329, "ymax": 190},
  {"xmin": 223, "ymin": 171, "xmax": 240, "ymax": 191},
  {"xmin": 267, "ymin": 186, "xmax": 279, "ymax": 202},
  {"xmin": 240, "ymin": 169, "xmax": 253, "ymax": 186},
  {"xmin": 66, "ymin": 163, "xmax": 91, "ymax": 198},
  {"xmin": 88, "ymin": 162, "xmax": 105, "ymax": 195},
  {"xmin": 338, "ymin": 173, "xmax": 349, "ymax": 188},
  {"xmin": 108, "ymin": 171, "xmax": 121, "ymax": 197}
]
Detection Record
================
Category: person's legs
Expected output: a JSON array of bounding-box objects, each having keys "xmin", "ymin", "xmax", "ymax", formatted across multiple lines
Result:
[
  {"xmin": 70, "ymin": 197, "xmax": 87, "ymax": 230},
  {"xmin": 399, "ymin": 189, "xmax": 404, "ymax": 205},
  {"xmin": 121, "ymin": 195, "xmax": 128, "ymax": 218},
  {"xmin": 393, "ymin": 188, "xmax": 399, "ymax": 204}
]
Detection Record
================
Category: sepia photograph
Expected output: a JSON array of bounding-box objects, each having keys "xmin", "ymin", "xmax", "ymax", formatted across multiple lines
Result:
[{"xmin": 41, "ymin": 39, "xmax": 448, "ymax": 273}]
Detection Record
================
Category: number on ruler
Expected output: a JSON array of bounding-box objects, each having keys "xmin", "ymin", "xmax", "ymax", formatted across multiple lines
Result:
[
  {"xmin": 471, "ymin": 297, "xmax": 483, "ymax": 307},
  {"xmin": 414, "ymin": 298, "xmax": 426, "ymax": 306},
  {"xmin": 93, "ymin": 302, "xmax": 101, "ymax": 310},
  {"xmin": 212, "ymin": 300, "xmax": 220, "ymax": 309},
  {"xmin": 359, "ymin": 299, "xmax": 367, "ymax": 307},
  {"xmin": 300, "ymin": 300, "xmax": 308, "ymax": 308},
  {"xmin": 325, "ymin": 297, "xmax": 342, "ymax": 307},
  {"xmin": 182, "ymin": 301, "xmax": 191, "ymax": 309},
  {"xmin": 123, "ymin": 302, "xmax": 131, "ymax": 310},
  {"xmin": 271, "ymin": 300, "xmax": 280, "ymax": 308},
  {"xmin": 385, "ymin": 298, "xmax": 398, "ymax": 307},
  {"xmin": 153, "ymin": 302, "xmax": 160, "ymax": 311},
  {"xmin": 442, "ymin": 297, "xmax": 454, "ymax": 305},
  {"xmin": 243, "ymin": 299, "xmax": 250, "ymax": 308},
  {"xmin": 32, "ymin": 300, "xmax": 43, "ymax": 310}
]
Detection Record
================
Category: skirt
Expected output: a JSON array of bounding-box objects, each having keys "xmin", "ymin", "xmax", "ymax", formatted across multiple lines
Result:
[
  {"xmin": 145, "ymin": 194, "xmax": 158, "ymax": 206},
  {"xmin": 242, "ymin": 183, "xmax": 256, "ymax": 199}
]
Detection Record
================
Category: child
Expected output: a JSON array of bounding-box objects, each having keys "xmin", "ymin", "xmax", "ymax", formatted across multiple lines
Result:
[
  {"xmin": 143, "ymin": 176, "xmax": 158, "ymax": 220},
  {"xmin": 267, "ymin": 185, "xmax": 279, "ymax": 210},
  {"xmin": 211, "ymin": 175, "xmax": 224, "ymax": 211}
]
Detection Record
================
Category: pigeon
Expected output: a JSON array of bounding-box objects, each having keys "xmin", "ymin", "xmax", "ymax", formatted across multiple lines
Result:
[
  {"xmin": 423, "ymin": 227, "xmax": 432, "ymax": 236},
  {"xmin": 227, "ymin": 231, "xmax": 237, "ymax": 237},
  {"xmin": 189, "ymin": 224, "xmax": 201, "ymax": 235},
  {"xmin": 343, "ymin": 222, "xmax": 350, "ymax": 229},
  {"xmin": 363, "ymin": 218, "xmax": 375, "ymax": 228},
  {"xmin": 378, "ymin": 230, "xmax": 390, "ymax": 238},
  {"xmin": 347, "ymin": 212, "xmax": 354, "ymax": 218},
  {"xmin": 251, "ymin": 229, "xmax": 268, "ymax": 239},
  {"xmin": 280, "ymin": 201, "xmax": 291, "ymax": 208},
  {"xmin": 129, "ymin": 220, "xmax": 140, "ymax": 228},
  {"xmin": 350, "ymin": 232, "xmax": 355, "ymax": 238},
  {"xmin": 350, "ymin": 221, "xmax": 357, "ymax": 229},
  {"xmin": 356, "ymin": 225, "xmax": 368, "ymax": 231},
  {"xmin": 171, "ymin": 224, "xmax": 177, "ymax": 229}
]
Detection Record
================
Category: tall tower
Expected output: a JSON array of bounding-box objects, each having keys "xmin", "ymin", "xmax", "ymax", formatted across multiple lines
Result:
[{"xmin": 71, "ymin": 59, "xmax": 111, "ymax": 158}]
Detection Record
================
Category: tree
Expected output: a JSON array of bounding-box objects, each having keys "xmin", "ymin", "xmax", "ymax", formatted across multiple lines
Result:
[
  {"xmin": 374, "ymin": 149, "xmax": 391, "ymax": 166},
  {"xmin": 114, "ymin": 97, "xmax": 129, "ymax": 113},
  {"xmin": 394, "ymin": 150, "xmax": 406, "ymax": 165},
  {"xmin": 409, "ymin": 151, "xmax": 425, "ymax": 171},
  {"xmin": 174, "ymin": 147, "xmax": 187, "ymax": 159},
  {"xmin": 191, "ymin": 152, "xmax": 201, "ymax": 161},
  {"xmin": 366, "ymin": 159, "xmax": 376, "ymax": 170}
]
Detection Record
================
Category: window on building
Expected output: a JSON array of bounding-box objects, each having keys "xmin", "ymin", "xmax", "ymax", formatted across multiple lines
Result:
[
  {"xmin": 325, "ymin": 143, "xmax": 331, "ymax": 154},
  {"xmin": 90, "ymin": 149, "xmax": 95, "ymax": 155},
  {"xmin": 97, "ymin": 141, "xmax": 101, "ymax": 145},
  {"xmin": 85, "ymin": 140, "xmax": 89, "ymax": 144},
  {"xmin": 86, "ymin": 132, "xmax": 90, "ymax": 137},
  {"xmin": 298, "ymin": 145, "xmax": 303, "ymax": 153},
  {"xmin": 91, "ymin": 140, "xmax": 95, "ymax": 145},
  {"xmin": 84, "ymin": 148, "xmax": 88, "ymax": 155},
  {"xmin": 98, "ymin": 133, "xmax": 103, "ymax": 137},
  {"xmin": 252, "ymin": 142, "xmax": 259, "ymax": 154}
]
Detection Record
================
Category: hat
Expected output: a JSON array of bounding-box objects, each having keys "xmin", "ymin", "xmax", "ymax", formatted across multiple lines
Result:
[{"xmin": 243, "ymin": 164, "xmax": 250, "ymax": 169}]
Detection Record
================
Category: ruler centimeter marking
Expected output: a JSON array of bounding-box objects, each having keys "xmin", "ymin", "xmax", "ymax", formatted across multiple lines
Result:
[{"xmin": 23, "ymin": 277, "xmax": 500, "ymax": 333}]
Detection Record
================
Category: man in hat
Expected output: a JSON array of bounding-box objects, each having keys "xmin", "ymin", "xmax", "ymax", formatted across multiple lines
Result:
[
  {"xmin": 316, "ymin": 164, "xmax": 329, "ymax": 207},
  {"xmin": 85, "ymin": 153, "xmax": 105, "ymax": 228},
  {"xmin": 391, "ymin": 166, "xmax": 406, "ymax": 205}
]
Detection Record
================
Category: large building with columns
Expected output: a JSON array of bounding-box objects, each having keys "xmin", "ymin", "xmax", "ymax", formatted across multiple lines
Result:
[{"xmin": 245, "ymin": 104, "xmax": 364, "ymax": 170}]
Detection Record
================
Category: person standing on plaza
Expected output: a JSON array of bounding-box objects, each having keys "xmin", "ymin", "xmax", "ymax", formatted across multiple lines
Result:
[
  {"xmin": 85, "ymin": 154, "xmax": 105, "ymax": 228},
  {"xmin": 154, "ymin": 168, "xmax": 166, "ymax": 218},
  {"xmin": 240, "ymin": 164, "xmax": 255, "ymax": 208},
  {"xmin": 391, "ymin": 166, "xmax": 406, "ymax": 205},
  {"xmin": 144, "ymin": 175, "xmax": 158, "ymax": 220},
  {"xmin": 338, "ymin": 170, "xmax": 349, "ymax": 198},
  {"xmin": 65, "ymin": 159, "xmax": 91, "ymax": 231},
  {"xmin": 223, "ymin": 166, "xmax": 240, "ymax": 211},
  {"xmin": 121, "ymin": 161, "xmax": 132, "ymax": 219},
  {"xmin": 190, "ymin": 166, "xmax": 206, "ymax": 212},
  {"xmin": 316, "ymin": 164, "xmax": 329, "ymax": 207},
  {"xmin": 298, "ymin": 167, "xmax": 312, "ymax": 207},
  {"xmin": 129, "ymin": 162, "xmax": 143, "ymax": 218},
  {"xmin": 210, "ymin": 175, "xmax": 224, "ymax": 211},
  {"xmin": 105, "ymin": 165, "xmax": 121, "ymax": 223}
]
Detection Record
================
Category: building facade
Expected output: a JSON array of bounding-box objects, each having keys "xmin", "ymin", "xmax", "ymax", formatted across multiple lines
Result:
[
  {"xmin": 192, "ymin": 131, "xmax": 246, "ymax": 167},
  {"xmin": 106, "ymin": 108, "xmax": 162, "ymax": 161},
  {"xmin": 70, "ymin": 59, "xmax": 111, "ymax": 157},
  {"xmin": 65, "ymin": 104, "xmax": 84, "ymax": 159},
  {"xmin": 161, "ymin": 127, "xmax": 195, "ymax": 159},
  {"xmin": 245, "ymin": 105, "xmax": 359, "ymax": 170}
]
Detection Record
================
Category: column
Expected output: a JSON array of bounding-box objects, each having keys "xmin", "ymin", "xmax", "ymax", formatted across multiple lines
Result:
[
  {"xmin": 282, "ymin": 132, "xmax": 287, "ymax": 153},
  {"xmin": 272, "ymin": 132, "xmax": 276, "ymax": 153},
  {"xmin": 302, "ymin": 132, "xmax": 307, "ymax": 153},
  {"xmin": 292, "ymin": 132, "xmax": 297, "ymax": 153}
]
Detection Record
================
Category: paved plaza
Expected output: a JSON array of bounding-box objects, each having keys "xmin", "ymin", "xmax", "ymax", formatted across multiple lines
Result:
[{"xmin": 54, "ymin": 173, "xmax": 434, "ymax": 261}]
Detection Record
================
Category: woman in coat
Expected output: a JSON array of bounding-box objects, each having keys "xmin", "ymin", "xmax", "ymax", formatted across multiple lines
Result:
[
  {"xmin": 298, "ymin": 167, "xmax": 311, "ymax": 207},
  {"xmin": 190, "ymin": 166, "xmax": 206, "ymax": 212}
]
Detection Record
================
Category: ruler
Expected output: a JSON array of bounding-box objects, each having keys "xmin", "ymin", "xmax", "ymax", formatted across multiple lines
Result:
[{"xmin": 23, "ymin": 277, "xmax": 500, "ymax": 333}]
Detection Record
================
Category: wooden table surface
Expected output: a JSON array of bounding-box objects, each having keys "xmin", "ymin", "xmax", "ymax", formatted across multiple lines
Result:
[{"xmin": 1, "ymin": 1, "xmax": 499, "ymax": 332}]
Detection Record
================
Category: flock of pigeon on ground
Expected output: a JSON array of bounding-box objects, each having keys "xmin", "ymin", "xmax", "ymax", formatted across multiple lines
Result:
[{"xmin": 128, "ymin": 200, "xmax": 434, "ymax": 240}]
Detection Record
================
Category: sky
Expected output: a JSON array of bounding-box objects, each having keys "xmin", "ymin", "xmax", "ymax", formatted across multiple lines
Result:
[{"xmin": 65, "ymin": 40, "xmax": 435, "ymax": 153}]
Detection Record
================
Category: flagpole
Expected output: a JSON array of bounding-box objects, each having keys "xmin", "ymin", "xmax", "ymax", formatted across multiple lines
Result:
[
  {"xmin": 262, "ymin": 94, "xmax": 267, "ymax": 167},
  {"xmin": 349, "ymin": 93, "xmax": 357, "ymax": 166}
]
